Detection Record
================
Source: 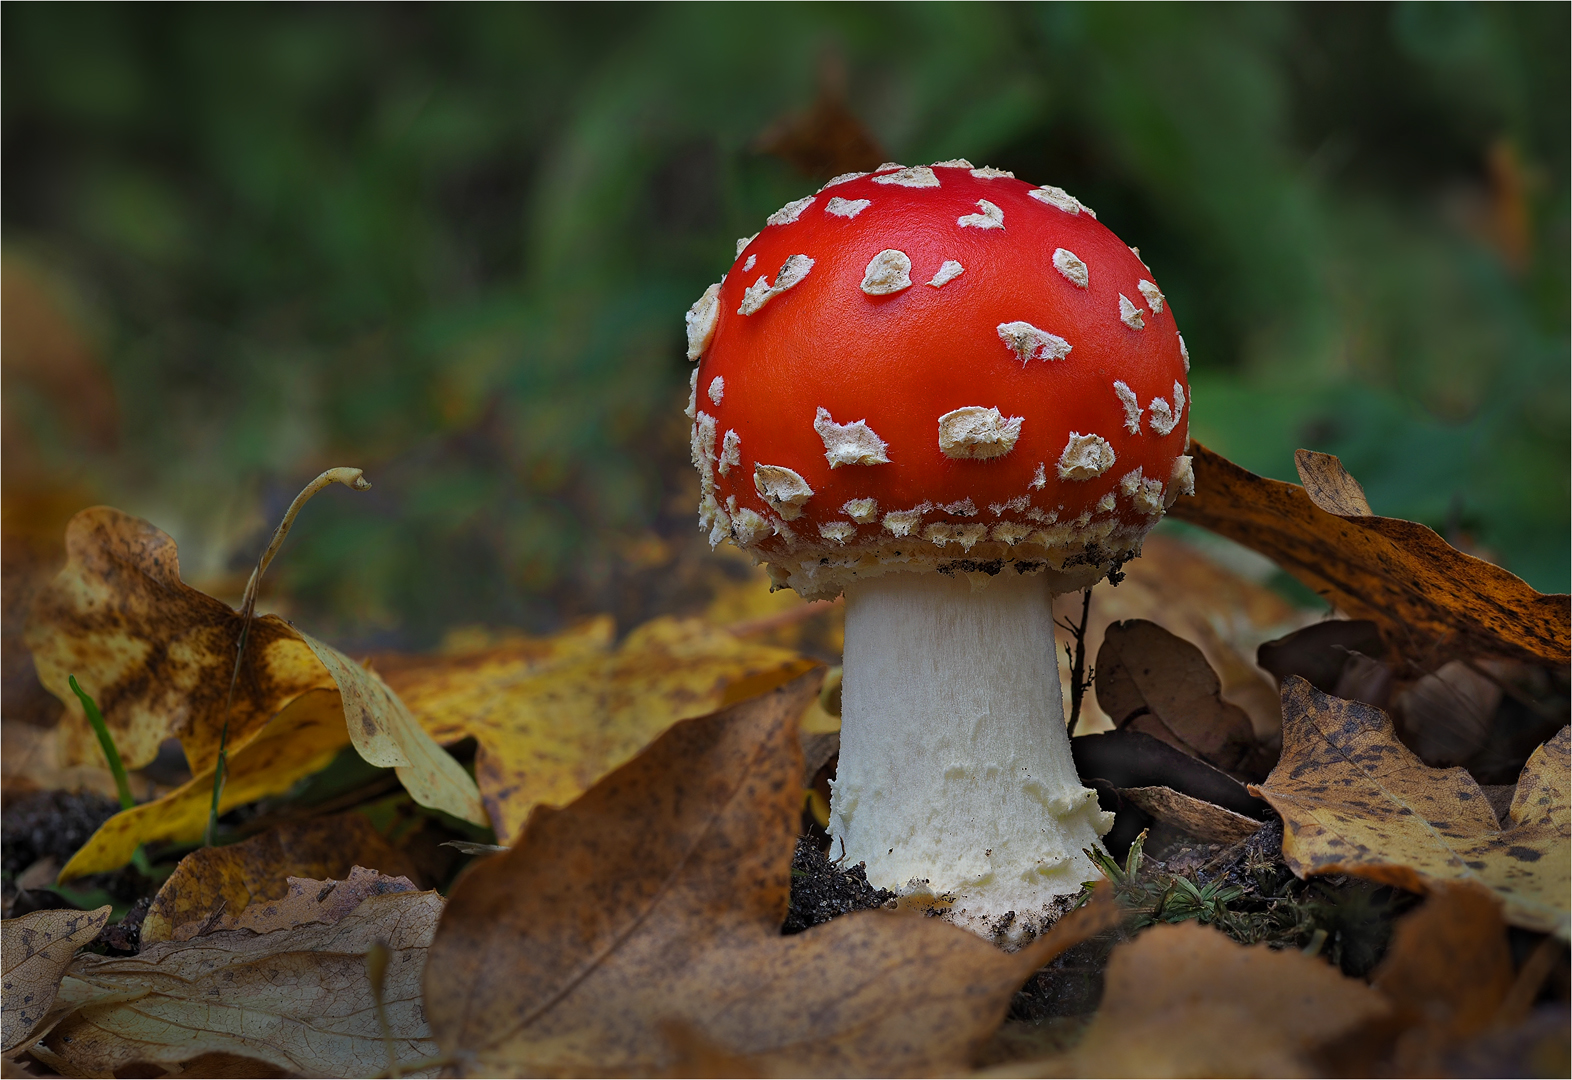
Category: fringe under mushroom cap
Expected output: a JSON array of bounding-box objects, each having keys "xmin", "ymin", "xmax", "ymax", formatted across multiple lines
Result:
[{"xmin": 686, "ymin": 160, "xmax": 1192, "ymax": 600}]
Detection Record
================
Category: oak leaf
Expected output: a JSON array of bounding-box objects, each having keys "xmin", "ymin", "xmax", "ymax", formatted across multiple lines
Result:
[
  {"xmin": 1168, "ymin": 444, "xmax": 1570, "ymax": 669},
  {"xmin": 32, "ymin": 890, "xmax": 441, "ymax": 1078},
  {"xmin": 1, "ymin": 906, "xmax": 111, "ymax": 1054},
  {"xmin": 1254, "ymin": 677, "xmax": 1570, "ymax": 938},
  {"xmin": 383, "ymin": 615, "xmax": 816, "ymax": 842},
  {"xmin": 1038, "ymin": 921, "xmax": 1388, "ymax": 1077},
  {"xmin": 141, "ymin": 814, "xmax": 423, "ymax": 943},
  {"xmin": 425, "ymin": 674, "xmax": 1118, "ymax": 1077}
]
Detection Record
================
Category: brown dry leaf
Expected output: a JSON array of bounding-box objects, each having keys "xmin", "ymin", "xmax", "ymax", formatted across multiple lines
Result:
[
  {"xmin": 0, "ymin": 720, "xmax": 120, "ymax": 805},
  {"xmin": 141, "ymin": 814, "xmax": 424, "ymax": 943},
  {"xmin": 27, "ymin": 509, "xmax": 485, "ymax": 867},
  {"xmin": 384, "ymin": 616, "xmax": 816, "ymax": 843},
  {"xmin": 33, "ymin": 890, "xmax": 441, "ymax": 1078},
  {"xmin": 1094, "ymin": 619, "xmax": 1269, "ymax": 777},
  {"xmin": 1, "ymin": 906, "xmax": 111, "ymax": 1054},
  {"xmin": 1053, "ymin": 531, "xmax": 1313, "ymax": 744},
  {"xmin": 230, "ymin": 867, "xmax": 418, "ymax": 935},
  {"xmin": 425, "ymin": 674, "xmax": 1118, "ymax": 1077},
  {"xmin": 1118, "ymin": 786, "xmax": 1263, "ymax": 844},
  {"xmin": 1028, "ymin": 921, "xmax": 1388, "ymax": 1078},
  {"xmin": 1255, "ymin": 677, "xmax": 1570, "ymax": 938},
  {"xmin": 60, "ymin": 689, "xmax": 352, "ymax": 881},
  {"xmin": 1168, "ymin": 444, "xmax": 1571, "ymax": 669}
]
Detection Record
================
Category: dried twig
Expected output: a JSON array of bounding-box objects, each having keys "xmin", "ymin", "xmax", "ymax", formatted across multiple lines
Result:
[{"xmin": 1058, "ymin": 588, "xmax": 1094, "ymax": 736}]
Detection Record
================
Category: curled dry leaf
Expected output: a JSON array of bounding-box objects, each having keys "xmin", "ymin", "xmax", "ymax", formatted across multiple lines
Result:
[
  {"xmin": 1118, "ymin": 786, "xmax": 1263, "ymax": 845},
  {"xmin": 1033, "ymin": 921, "xmax": 1388, "ymax": 1078},
  {"xmin": 1070, "ymin": 729, "xmax": 1269, "ymax": 819},
  {"xmin": 141, "ymin": 814, "xmax": 423, "ymax": 943},
  {"xmin": 1168, "ymin": 444, "xmax": 1571, "ymax": 669},
  {"xmin": 1094, "ymin": 619, "xmax": 1271, "ymax": 778},
  {"xmin": 61, "ymin": 689, "xmax": 353, "ymax": 881},
  {"xmin": 32, "ymin": 891, "xmax": 441, "ymax": 1078},
  {"xmin": 229, "ymin": 867, "xmax": 418, "ymax": 935},
  {"xmin": 1255, "ymin": 678, "xmax": 1570, "ymax": 938},
  {"xmin": 425, "ymin": 674, "xmax": 1119, "ymax": 1077},
  {"xmin": 383, "ymin": 615, "xmax": 816, "ymax": 842},
  {"xmin": 1, "ymin": 906, "xmax": 111, "ymax": 1054}
]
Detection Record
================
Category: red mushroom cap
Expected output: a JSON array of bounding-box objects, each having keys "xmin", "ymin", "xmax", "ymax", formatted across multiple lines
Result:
[{"xmin": 685, "ymin": 160, "xmax": 1192, "ymax": 599}]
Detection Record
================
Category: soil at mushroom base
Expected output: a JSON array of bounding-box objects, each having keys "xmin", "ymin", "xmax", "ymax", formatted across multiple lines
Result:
[{"xmin": 684, "ymin": 159, "xmax": 1192, "ymax": 943}]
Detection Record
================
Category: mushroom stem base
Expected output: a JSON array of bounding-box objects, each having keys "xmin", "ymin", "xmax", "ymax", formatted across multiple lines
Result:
[{"xmin": 829, "ymin": 571, "xmax": 1113, "ymax": 945}]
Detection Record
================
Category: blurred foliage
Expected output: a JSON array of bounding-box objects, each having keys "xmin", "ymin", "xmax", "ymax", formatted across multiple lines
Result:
[{"xmin": 3, "ymin": 3, "xmax": 1566, "ymax": 648}]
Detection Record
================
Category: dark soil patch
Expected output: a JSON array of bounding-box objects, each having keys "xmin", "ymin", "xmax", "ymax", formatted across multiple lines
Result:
[{"xmin": 782, "ymin": 835, "xmax": 896, "ymax": 934}]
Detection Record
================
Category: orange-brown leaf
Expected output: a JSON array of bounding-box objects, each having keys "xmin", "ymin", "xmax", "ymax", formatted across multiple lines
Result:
[
  {"xmin": 1167, "ymin": 444, "xmax": 1570, "ymax": 668},
  {"xmin": 425, "ymin": 673, "xmax": 1104, "ymax": 1077},
  {"xmin": 1, "ymin": 906, "xmax": 111, "ymax": 1054},
  {"xmin": 1255, "ymin": 678, "xmax": 1570, "ymax": 937}
]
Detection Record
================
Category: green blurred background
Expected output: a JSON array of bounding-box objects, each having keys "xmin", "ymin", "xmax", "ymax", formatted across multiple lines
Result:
[{"xmin": 4, "ymin": 3, "xmax": 1567, "ymax": 651}]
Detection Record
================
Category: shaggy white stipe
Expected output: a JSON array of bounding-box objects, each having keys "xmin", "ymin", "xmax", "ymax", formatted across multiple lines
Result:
[
  {"xmin": 1113, "ymin": 381, "xmax": 1143, "ymax": 434},
  {"xmin": 827, "ymin": 197, "xmax": 871, "ymax": 218},
  {"xmin": 753, "ymin": 463, "xmax": 814, "ymax": 519},
  {"xmin": 940, "ymin": 498, "xmax": 979, "ymax": 517},
  {"xmin": 831, "ymin": 572, "xmax": 1114, "ymax": 943},
  {"xmin": 1137, "ymin": 279, "xmax": 1165, "ymax": 313},
  {"xmin": 970, "ymin": 166, "xmax": 1015, "ymax": 179},
  {"xmin": 736, "ymin": 233, "xmax": 758, "ymax": 257},
  {"xmin": 928, "ymin": 260, "xmax": 965, "ymax": 287},
  {"xmin": 1178, "ymin": 334, "xmax": 1190, "ymax": 372},
  {"xmin": 1052, "ymin": 248, "xmax": 1089, "ymax": 288},
  {"xmin": 708, "ymin": 376, "xmax": 725, "ymax": 405},
  {"xmin": 684, "ymin": 368, "xmax": 699, "ymax": 420},
  {"xmin": 815, "ymin": 407, "xmax": 891, "ymax": 468},
  {"xmin": 957, "ymin": 199, "xmax": 1004, "ymax": 230},
  {"xmin": 932, "ymin": 157, "xmax": 975, "ymax": 168},
  {"xmin": 861, "ymin": 249, "xmax": 913, "ymax": 295},
  {"xmin": 1118, "ymin": 294, "xmax": 1145, "ymax": 330},
  {"xmin": 842, "ymin": 497, "xmax": 879, "ymax": 523},
  {"xmin": 767, "ymin": 196, "xmax": 816, "ymax": 226},
  {"xmin": 821, "ymin": 171, "xmax": 869, "ymax": 189},
  {"xmin": 718, "ymin": 429, "xmax": 741, "ymax": 476},
  {"xmin": 997, "ymin": 321, "xmax": 1072, "ymax": 364},
  {"xmin": 1028, "ymin": 185, "xmax": 1094, "ymax": 216},
  {"xmin": 873, "ymin": 166, "xmax": 940, "ymax": 188},
  {"xmin": 820, "ymin": 521, "xmax": 857, "ymax": 544},
  {"xmin": 1167, "ymin": 455, "xmax": 1195, "ymax": 504},
  {"xmin": 937, "ymin": 407, "xmax": 1023, "ymax": 460},
  {"xmin": 738, "ymin": 254, "xmax": 815, "ymax": 315},
  {"xmin": 685, "ymin": 282, "xmax": 722, "ymax": 360},
  {"xmin": 1057, "ymin": 433, "xmax": 1116, "ymax": 480}
]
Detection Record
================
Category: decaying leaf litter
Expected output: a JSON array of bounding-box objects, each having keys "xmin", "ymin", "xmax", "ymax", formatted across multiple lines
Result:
[{"xmin": 2, "ymin": 444, "xmax": 1567, "ymax": 1078}]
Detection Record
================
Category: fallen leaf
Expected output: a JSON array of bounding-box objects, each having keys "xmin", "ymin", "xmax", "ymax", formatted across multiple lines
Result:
[
  {"xmin": 1118, "ymin": 787, "xmax": 1263, "ymax": 845},
  {"xmin": 60, "ymin": 689, "xmax": 352, "ymax": 881},
  {"xmin": 1052, "ymin": 531, "xmax": 1312, "ymax": 743},
  {"xmin": 230, "ymin": 867, "xmax": 418, "ymax": 935},
  {"xmin": 1070, "ymin": 729, "xmax": 1269, "ymax": 819},
  {"xmin": 27, "ymin": 508, "xmax": 485, "ymax": 870},
  {"xmin": 1094, "ymin": 619, "xmax": 1270, "ymax": 778},
  {"xmin": 1256, "ymin": 619, "xmax": 1388, "ymax": 699},
  {"xmin": 1, "ymin": 906, "xmax": 111, "ymax": 1054},
  {"xmin": 1254, "ymin": 677, "xmax": 1570, "ymax": 938},
  {"xmin": 0, "ymin": 720, "xmax": 119, "ymax": 805},
  {"xmin": 1045, "ymin": 921, "xmax": 1390, "ymax": 1077},
  {"xmin": 384, "ymin": 616, "xmax": 816, "ymax": 842},
  {"xmin": 1168, "ymin": 444, "xmax": 1571, "ymax": 669},
  {"xmin": 140, "ymin": 814, "xmax": 425, "ymax": 943},
  {"xmin": 425, "ymin": 674, "xmax": 1118, "ymax": 1077},
  {"xmin": 32, "ymin": 890, "xmax": 441, "ymax": 1078},
  {"xmin": 1390, "ymin": 659, "xmax": 1502, "ymax": 767}
]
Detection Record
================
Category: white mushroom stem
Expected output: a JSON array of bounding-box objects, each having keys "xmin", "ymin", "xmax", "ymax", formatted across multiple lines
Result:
[{"xmin": 829, "ymin": 571, "xmax": 1114, "ymax": 944}]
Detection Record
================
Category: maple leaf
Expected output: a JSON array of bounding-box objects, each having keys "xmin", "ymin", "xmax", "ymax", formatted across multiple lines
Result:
[
  {"xmin": 1, "ymin": 906, "xmax": 111, "ymax": 1055},
  {"xmin": 1168, "ymin": 444, "xmax": 1570, "ymax": 670},
  {"xmin": 1254, "ymin": 677, "xmax": 1570, "ymax": 938},
  {"xmin": 381, "ymin": 615, "xmax": 817, "ymax": 842},
  {"xmin": 31, "ymin": 890, "xmax": 441, "ymax": 1078},
  {"xmin": 424, "ymin": 673, "xmax": 1120, "ymax": 1076}
]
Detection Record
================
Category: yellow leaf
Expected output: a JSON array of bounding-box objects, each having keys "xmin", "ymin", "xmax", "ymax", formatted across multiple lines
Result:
[
  {"xmin": 59, "ymin": 689, "xmax": 351, "ymax": 881},
  {"xmin": 297, "ymin": 628, "xmax": 485, "ymax": 826},
  {"xmin": 33, "ymin": 891, "xmax": 440, "ymax": 1078},
  {"xmin": 1, "ymin": 906, "xmax": 111, "ymax": 1054},
  {"xmin": 1255, "ymin": 678, "xmax": 1570, "ymax": 938},
  {"xmin": 384, "ymin": 616, "xmax": 816, "ymax": 842}
]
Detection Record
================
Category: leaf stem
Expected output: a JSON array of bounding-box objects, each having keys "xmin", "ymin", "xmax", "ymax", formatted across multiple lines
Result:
[
  {"xmin": 1064, "ymin": 587, "xmax": 1093, "ymax": 735},
  {"xmin": 206, "ymin": 467, "xmax": 372, "ymax": 847}
]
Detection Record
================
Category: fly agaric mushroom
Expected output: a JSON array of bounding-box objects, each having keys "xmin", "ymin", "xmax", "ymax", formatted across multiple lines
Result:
[{"xmin": 684, "ymin": 159, "xmax": 1193, "ymax": 942}]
